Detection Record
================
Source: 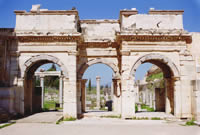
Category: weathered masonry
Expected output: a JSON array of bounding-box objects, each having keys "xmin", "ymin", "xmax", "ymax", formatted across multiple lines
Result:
[{"xmin": 0, "ymin": 5, "xmax": 200, "ymax": 121}]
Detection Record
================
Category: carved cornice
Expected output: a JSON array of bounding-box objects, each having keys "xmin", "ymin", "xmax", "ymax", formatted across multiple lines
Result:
[
  {"xmin": 79, "ymin": 42, "xmax": 118, "ymax": 48},
  {"xmin": 14, "ymin": 10, "xmax": 78, "ymax": 16},
  {"xmin": 17, "ymin": 36, "xmax": 82, "ymax": 43},
  {"xmin": 80, "ymin": 20, "xmax": 119, "ymax": 24},
  {"xmin": 148, "ymin": 10, "xmax": 184, "ymax": 15},
  {"xmin": 117, "ymin": 35, "xmax": 192, "ymax": 44}
]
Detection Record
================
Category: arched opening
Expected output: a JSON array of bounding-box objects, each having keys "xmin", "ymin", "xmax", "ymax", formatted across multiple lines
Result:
[
  {"xmin": 131, "ymin": 54, "xmax": 180, "ymax": 117},
  {"xmin": 79, "ymin": 62, "xmax": 117, "ymax": 116},
  {"xmin": 23, "ymin": 55, "xmax": 68, "ymax": 115}
]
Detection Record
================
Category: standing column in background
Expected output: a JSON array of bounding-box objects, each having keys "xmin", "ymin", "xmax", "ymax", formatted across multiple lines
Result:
[
  {"xmin": 59, "ymin": 76, "xmax": 63, "ymax": 108},
  {"xmin": 40, "ymin": 76, "xmax": 45, "ymax": 109},
  {"xmin": 96, "ymin": 76, "xmax": 101, "ymax": 110}
]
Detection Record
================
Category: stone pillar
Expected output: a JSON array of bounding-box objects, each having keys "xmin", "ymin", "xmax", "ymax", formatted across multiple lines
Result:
[
  {"xmin": 165, "ymin": 79, "xmax": 171, "ymax": 114},
  {"xmin": 111, "ymin": 81, "xmax": 114, "ymax": 100},
  {"xmin": 149, "ymin": 92, "xmax": 153, "ymax": 108},
  {"xmin": 40, "ymin": 76, "xmax": 45, "ymax": 109},
  {"xmin": 135, "ymin": 84, "xmax": 139, "ymax": 103},
  {"xmin": 195, "ymin": 79, "xmax": 200, "ymax": 122},
  {"xmin": 81, "ymin": 79, "xmax": 87, "ymax": 113},
  {"xmin": 113, "ymin": 78, "xmax": 122, "ymax": 114},
  {"xmin": 77, "ymin": 80, "xmax": 82, "ymax": 115},
  {"xmin": 173, "ymin": 77, "xmax": 181, "ymax": 118},
  {"xmin": 121, "ymin": 78, "xmax": 135, "ymax": 118},
  {"xmin": 63, "ymin": 52, "xmax": 77, "ymax": 118},
  {"xmin": 153, "ymin": 88, "xmax": 156, "ymax": 110},
  {"xmin": 59, "ymin": 76, "xmax": 63, "ymax": 108},
  {"xmin": 96, "ymin": 76, "xmax": 101, "ymax": 109},
  {"xmin": 17, "ymin": 78, "xmax": 25, "ymax": 115}
]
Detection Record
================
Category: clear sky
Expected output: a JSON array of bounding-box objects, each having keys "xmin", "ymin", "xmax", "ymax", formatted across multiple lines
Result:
[
  {"xmin": 1, "ymin": 0, "xmax": 200, "ymax": 85},
  {"xmin": 0, "ymin": 0, "xmax": 200, "ymax": 31}
]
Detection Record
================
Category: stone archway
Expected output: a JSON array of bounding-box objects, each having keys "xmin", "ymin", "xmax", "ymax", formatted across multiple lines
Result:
[
  {"xmin": 77, "ymin": 58, "xmax": 120, "ymax": 115},
  {"xmin": 78, "ymin": 58, "xmax": 119, "ymax": 79},
  {"xmin": 21, "ymin": 54, "xmax": 69, "ymax": 79},
  {"xmin": 21, "ymin": 54, "xmax": 69, "ymax": 115},
  {"xmin": 129, "ymin": 53, "xmax": 180, "ymax": 116},
  {"xmin": 130, "ymin": 53, "xmax": 180, "ymax": 78}
]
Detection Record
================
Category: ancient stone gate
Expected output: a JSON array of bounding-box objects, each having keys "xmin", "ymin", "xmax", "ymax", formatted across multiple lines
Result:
[{"xmin": 0, "ymin": 5, "xmax": 200, "ymax": 121}]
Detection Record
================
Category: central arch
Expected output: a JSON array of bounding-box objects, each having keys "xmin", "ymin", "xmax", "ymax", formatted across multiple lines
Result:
[
  {"xmin": 77, "ymin": 58, "xmax": 120, "ymax": 115},
  {"xmin": 78, "ymin": 58, "xmax": 119, "ymax": 79}
]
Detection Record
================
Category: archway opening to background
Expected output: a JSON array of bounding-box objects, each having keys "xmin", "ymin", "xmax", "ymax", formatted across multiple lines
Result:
[
  {"xmin": 132, "ymin": 54, "xmax": 179, "ymax": 116},
  {"xmin": 24, "ymin": 60, "xmax": 64, "ymax": 115},
  {"xmin": 135, "ymin": 63, "xmax": 166, "ymax": 113},
  {"xmin": 82, "ymin": 63, "xmax": 114, "ymax": 112}
]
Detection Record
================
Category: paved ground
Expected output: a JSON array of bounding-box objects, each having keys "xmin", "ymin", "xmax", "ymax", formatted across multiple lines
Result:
[
  {"xmin": 16, "ymin": 111, "xmax": 63, "ymax": 124},
  {"xmin": 0, "ymin": 118, "xmax": 199, "ymax": 135},
  {"xmin": 0, "ymin": 111, "xmax": 199, "ymax": 135}
]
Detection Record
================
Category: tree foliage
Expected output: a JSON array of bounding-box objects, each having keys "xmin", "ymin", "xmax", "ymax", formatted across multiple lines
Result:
[{"xmin": 88, "ymin": 78, "xmax": 92, "ymax": 91}]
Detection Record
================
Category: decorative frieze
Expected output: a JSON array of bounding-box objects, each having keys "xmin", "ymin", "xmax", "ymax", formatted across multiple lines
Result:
[
  {"xmin": 117, "ymin": 35, "xmax": 192, "ymax": 44},
  {"xmin": 79, "ymin": 42, "xmax": 118, "ymax": 48},
  {"xmin": 17, "ymin": 36, "xmax": 82, "ymax": 43}
]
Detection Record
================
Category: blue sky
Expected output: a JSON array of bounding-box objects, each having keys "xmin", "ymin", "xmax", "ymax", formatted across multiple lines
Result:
[
  {"xmin": 0, "ymin": 0, "xmax": 200, "ymax": 31},
  {"xmin": 1, "ymin": 0, "xmax": 200, "ymax": 85}
]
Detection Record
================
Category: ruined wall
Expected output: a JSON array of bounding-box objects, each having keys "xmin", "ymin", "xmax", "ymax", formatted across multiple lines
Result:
[
  {"xmin": 0, "ymin": 5, "xmax": 198, "ymax": 120},
  {"xmin": 80, "ymin": 20, "xmax": 119, "ymax": 42}
]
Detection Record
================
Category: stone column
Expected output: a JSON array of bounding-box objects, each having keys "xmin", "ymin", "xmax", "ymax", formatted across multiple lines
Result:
[
  {"xmin": 59, "ymin": 76, "xmax": 63, "ymax": 108},
  {"xmin": 153, "ymin": 88, "xmax": 156, "ymax": 110},
  {"xmin": 149, "ymin": 91, "xmax": 153, "ymax": 108},
  {"xmin": 96, "ymin": 76, "xmax": 101, "ymax": 109},
  {"xmin": 111, "ymin": 81, "xmax": 114, "ymax": 100},
  {"xmin": 121, "ymin": 78, "xmax": 135, "ymax": 118},
  {"xmin": 121, "ymin": 53, "xmax": 135, "ymax": 118},
  {"xmin": 195, "ymin": 79, "xmax": 200, "ymax": 122},
  {"xmin": 17, "ymin": 78, "xmax": 25, "ymax": 115},
  {"xmin": 63, "ymin": 52, "xmax": 77, "ymax": 118},
  {"xmin": 113, "ymin": 78, "xmax": 122, "ymax": 114},
  {"xmin": 77, "ymin": 80, "xmax": 82, "ymax": 115},
  {"xmin": 81, "ymin": 79, "xmax": 87, "ymax": 113},
  {"xmin": 135, "ymin": 84, "xmax": 139, "ymax": 103},
  {"xmin": 173, "ymin": 77, "xmax": 181, "ymax": 118},
  {"xmin": 40, "ymin": 76, "xmax": 45, "ymax": 109}
]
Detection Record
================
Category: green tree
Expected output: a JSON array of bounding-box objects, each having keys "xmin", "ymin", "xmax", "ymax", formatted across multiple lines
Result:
[{"xmin": 88, "ymin": 79, "xmax": 92, "ymax": 91}]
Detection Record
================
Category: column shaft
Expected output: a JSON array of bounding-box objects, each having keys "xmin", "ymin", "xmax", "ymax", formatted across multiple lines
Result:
[
  {"xmin": 96, "ymin": 76, "xmax": 101, "ymax": 109},
  {"xmin": 40, "ymin": 76, "xmax": 44, "ymax": 109},
  {"xmin": 59, "ymin": 77, "xmax": 63, "ymax": 108}
]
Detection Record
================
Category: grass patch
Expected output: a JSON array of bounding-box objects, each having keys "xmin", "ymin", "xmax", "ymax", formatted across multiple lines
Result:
[
  {"xmin": 101, "ymin": 115, "xmax": 121, "ymax": 119},
  {"xmin": 131, "ymin": 117, "xmax": 149, "ymax": 120},
  {"xmin": 185, "ymin": 119, "xmax": 197, "ymax": 126},
  {"xmin": 63, "ymin": 117, "xmax": 77, "ymax": 121},
  {"xmin": 43, "ymin": 101, "xmax": 61, "ymax": 111},
  {"xmin": 44, "ymin": 101, "xmax": 56, "ymax": 110},
  {"xmin": 0, "ymin": 122, "xmax": 15, "ymax": 129},
  {"xmin": 56, "ymin": 117, "xmax": 77, "ymax": 124},
  {"xmin": 141, "ymin": 104, "xmax": 155, "ymax": 112},
  {"xmin": 151, "ymin": 117, "xmax": 161, "ymax": 120},
  {"xmin": 135, "ymin": 104, "xmax": 138, "ymax": 112}
]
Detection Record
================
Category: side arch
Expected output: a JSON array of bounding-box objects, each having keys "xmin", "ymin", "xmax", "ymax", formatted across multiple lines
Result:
[
  {"xmin": 78, "ymin": 58, "xmax": 119, "ymax": 79},
  {"xmin": 21, "ymin": 54, "xmax": 69, "ymax": 78},
  {"xmin": 130, "ymin": 53, "xmax": 180, "ymax": 78}
]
